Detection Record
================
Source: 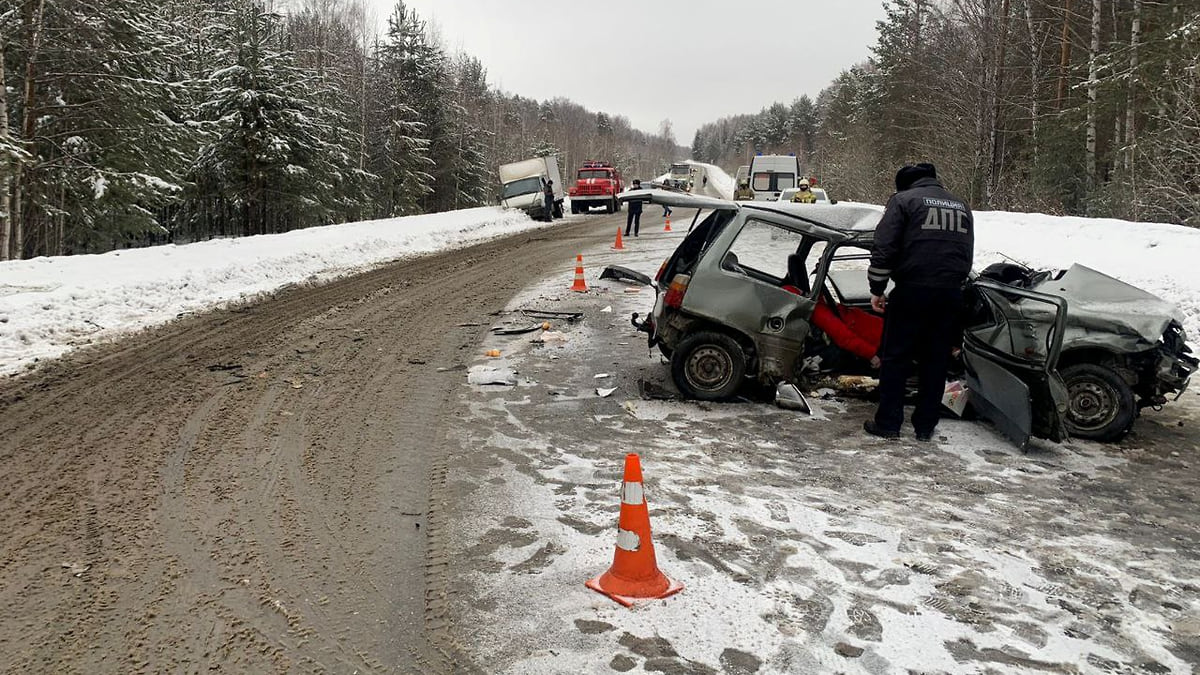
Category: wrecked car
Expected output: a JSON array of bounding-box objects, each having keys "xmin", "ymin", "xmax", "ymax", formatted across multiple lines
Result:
[{"xmin": 618, "ymin": 190, "xmax": 1196, "ymax": 448}]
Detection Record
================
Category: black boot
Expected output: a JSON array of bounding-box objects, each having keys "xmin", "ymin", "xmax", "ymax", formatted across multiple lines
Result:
[{"xmin": 863, "ymin": 420, "xmax": 900, "ymax": 440}]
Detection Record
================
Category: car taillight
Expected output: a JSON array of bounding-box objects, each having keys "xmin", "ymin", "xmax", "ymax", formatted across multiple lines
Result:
[
  {"xmin": 663, "ymin": 274, "xmax": 690, "ymax": 308},
  {"xmin": 655, "ymin": 258, "xmax": 669, "ymax": 282}
]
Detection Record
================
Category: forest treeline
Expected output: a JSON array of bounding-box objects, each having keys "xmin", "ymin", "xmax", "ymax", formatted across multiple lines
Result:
[
  {"xmin": 691, "ymin": 0, "xmax": 1199, "ymax": 226},
  {"xmin": 0, "ymin": 0, "xmax": 683, "ymax": 260}
]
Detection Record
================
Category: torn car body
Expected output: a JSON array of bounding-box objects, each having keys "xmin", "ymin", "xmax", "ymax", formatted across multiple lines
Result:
[{"xmin": 619, "ymin": 189, "xmax": 1195, "ymax": 447}]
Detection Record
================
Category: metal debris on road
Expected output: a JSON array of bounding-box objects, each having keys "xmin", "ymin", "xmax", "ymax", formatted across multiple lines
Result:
[
  {"xmin": 596, "ymin": 387, "xmax": 617, "ymax": 398},
  {"xmin": 491, "ymin": 324, "xmax": 544, "ymax": 336},
  {"xmin": 521, "ymin": 309, "xmax": 583, "ymax": 322}
]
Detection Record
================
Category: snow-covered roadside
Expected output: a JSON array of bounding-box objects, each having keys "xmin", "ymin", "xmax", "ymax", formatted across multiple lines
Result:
[
  {"xmin": 0, "ymin": 207, "xmax": 556, "ymax": 375},
  {"xmin": 974, "ymin": 211, "xmax": 1200, "ymax": 337}
]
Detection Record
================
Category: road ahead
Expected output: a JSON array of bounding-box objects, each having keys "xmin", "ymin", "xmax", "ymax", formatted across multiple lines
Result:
[{"xmin": 0, "ymin": 211, "xmax": 623, "ymax": 673}]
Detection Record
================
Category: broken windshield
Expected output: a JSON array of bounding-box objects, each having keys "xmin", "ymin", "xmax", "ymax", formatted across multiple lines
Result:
[{"xmin": 502, "ymin": 177, "xmax": 543, "ymax": 199}]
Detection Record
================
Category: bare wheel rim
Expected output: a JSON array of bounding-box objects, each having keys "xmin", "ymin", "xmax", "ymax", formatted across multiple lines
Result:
[
  {"xmin": 686, "ymin": 345, "xmax": 734, "ymax": 392},
  {"xmin": 1067, "ymin": 376, "xmax": 1119, "ymax": 431}
]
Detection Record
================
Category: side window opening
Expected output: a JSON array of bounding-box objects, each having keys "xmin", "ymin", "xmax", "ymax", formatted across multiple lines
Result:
[{"xmin": 725, "ymin": 220, "xmax": 812, "ymax": 285}]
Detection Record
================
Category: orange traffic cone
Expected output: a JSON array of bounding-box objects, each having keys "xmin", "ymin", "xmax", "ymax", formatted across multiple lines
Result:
[
  {"xmin": 664, "ymin": 216, "xmax": 672, "ymax": 232},
  {"xmin": 613, "ymin": 226, "xmax": 625, "ymax": 250},
  {"xmin": 570, "ymin": 254, "xmax": 588, "ymax": 292},
  {"xmin": 586, "ymin": 453, "xmax": 683, "ymax": 607}
]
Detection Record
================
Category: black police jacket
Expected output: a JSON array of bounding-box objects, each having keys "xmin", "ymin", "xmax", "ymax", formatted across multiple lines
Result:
[{"xmin": 867, "ymin": 177, "xmax": 974, "ymax": 296}]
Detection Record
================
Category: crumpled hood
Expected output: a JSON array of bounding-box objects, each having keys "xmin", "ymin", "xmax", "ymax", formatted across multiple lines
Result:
[{"xmin": 1033, "ymin": 264, "xmax": 1181, "ymax": 350}]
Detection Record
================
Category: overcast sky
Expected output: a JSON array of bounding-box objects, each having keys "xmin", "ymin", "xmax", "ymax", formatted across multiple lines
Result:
[{"xmin": 365, "ymin": 0, "xmax": 888, "ymax": 145}]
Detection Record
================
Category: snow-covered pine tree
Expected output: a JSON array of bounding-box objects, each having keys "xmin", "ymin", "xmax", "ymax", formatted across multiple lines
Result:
[
  {"xmin": 367, "ymin": 2, "xmax": 436, "ymax": 216},
  {"xmin": 4, "ymin": 0, "xmax": 190, "ymax": 257},
  {"xmin": 186, "ymin": 0, "xmax": 365, "ymax": 237}
]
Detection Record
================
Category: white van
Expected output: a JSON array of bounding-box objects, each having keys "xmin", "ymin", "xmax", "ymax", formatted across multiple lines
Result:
[{"xmin": 748, "ymin": 154, "xmax": 801, "ymax": 201}]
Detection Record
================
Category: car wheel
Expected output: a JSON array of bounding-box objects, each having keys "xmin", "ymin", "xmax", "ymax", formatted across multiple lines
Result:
[
  {"xmin": 614, "ymin": 198, "xmax": 622, "ymax": 212},
  {"xmin": 1060, "ymin": 363, "xmax": 1135, "ymax": 441},
  {"xmin": 554, "ymin": 202, "xmax": 564, "ymax": 218},
  {"xmin": 671, "ymin": 331, "xmax": 747, "ymax": 401},
  {"xmin": 604, "ymin": 201, "xmax": 613, "ymax": 214}
]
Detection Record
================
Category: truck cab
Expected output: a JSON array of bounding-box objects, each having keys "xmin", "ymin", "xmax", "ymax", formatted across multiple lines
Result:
[
  {"xmin": 568, "ymin": 161, "xmax": 624, "ymax": 214},
  {"xmin": 669, "ymin": 163, "xmax": 692, "ymax": 191},
  {"xmin": 498, "ymin": 156, "xmax": 563, "ymax": 220}
]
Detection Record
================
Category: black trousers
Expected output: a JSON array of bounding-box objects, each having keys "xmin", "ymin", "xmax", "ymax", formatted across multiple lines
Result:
[
  {"xmin": 874, "ymin": 285, "xmax": 962, "ymax": 434},
  {"xmin": 625, "ymin": 209, "xmax": 641, "ymax": 236}
]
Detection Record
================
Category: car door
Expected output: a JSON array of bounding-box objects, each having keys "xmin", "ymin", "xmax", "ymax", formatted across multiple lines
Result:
[
  {"xmin": 961, "ymin": 279, "xmax": 1070, "ymax": 450},
  {"xmin": 685, "ymin": 218, "xmax": 819, "ymax": 382}
]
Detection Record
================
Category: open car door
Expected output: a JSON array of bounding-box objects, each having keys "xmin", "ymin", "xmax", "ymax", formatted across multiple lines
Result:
[{"xmin": 961, "ymin": 279, "xmax": 1070, "ymax": 450}]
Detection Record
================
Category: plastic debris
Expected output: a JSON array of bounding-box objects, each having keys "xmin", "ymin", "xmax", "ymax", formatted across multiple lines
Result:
[
  {"xmin": 485, "ymin": 349, "xmax": 501, "ymax": 357},
  {"xmin": 601, "ymin": 306, "xmax": 613, "ymax": 313},
  {"xmin": 534, "ymin": 331, "xmax": 569, "ymax": 343},
  {"xmin": 775, "ymin": 382, "xmax": 811, "ymax": 414},
  {"xmin": 596, "ymin": 387, "xmax": 617, "ymax": 398},
  {"xmin": 594, "ymin": 373, "xmax": 611, "ymax": 379}
]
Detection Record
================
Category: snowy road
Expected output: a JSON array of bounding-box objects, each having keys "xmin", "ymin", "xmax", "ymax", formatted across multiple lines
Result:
[
  {"xmin": 1, "ymin": 202, "xmax": 1198, "ymax": 674},
  {"xmin": 0, "ymin": 213, "xmax": 616, "ymax": 673}
]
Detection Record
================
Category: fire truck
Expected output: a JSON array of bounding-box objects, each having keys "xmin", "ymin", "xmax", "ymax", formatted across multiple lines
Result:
[{"xmin": 568, "ymin": 161, "xmax": 624, "ymax": 214}]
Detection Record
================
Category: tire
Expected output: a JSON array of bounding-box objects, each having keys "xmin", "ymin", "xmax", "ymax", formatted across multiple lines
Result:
[
  {"xmin": 570, "ymin": 203, "xmax": 579, "ymax": 215},
  {"xmin": 614, "ymin": 198, "xmax": 622, "ymax": 212},
  {"xmin": 670, "ymin": 331, "xmax": 747, "ymax": 401},
  {"xmin": 605, "ymin": 200, "xmax": 614, "ymax": 214},
  {"xmin": 1060, "ymin": 363, "xmax": 1136, "ymax": 441},
  {"xmin": 554, "ymin": 201, "xmax": 563, "ymax": 218}
]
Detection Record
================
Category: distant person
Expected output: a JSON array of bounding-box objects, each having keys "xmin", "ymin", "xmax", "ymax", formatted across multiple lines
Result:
[
  {"xmin": 864, "ymin": 163, "xmax": 974, "ymax": 442},
  {"xmin": 792, "ymin": 179, "xmax": 817, "ymax": 204},
  {"xmin": 543, "ymin": 179, "xmax": 556, "ymax": 221},
  {"xmin": 625, "ymin": 179, "xmax": 643, "ymax": 237}
]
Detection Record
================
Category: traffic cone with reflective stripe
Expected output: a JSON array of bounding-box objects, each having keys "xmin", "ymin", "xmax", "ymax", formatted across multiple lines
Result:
[
  {"xmin": 664, "ymin": 216, "xmax": 672, "ymax": 232},
  {"xmin": 586, "ymin": 453, "xmax": 683, "ymax": 607},
  {"xmin": 613, "ymin": 226, "xmax": 625, "ymax": 250},
  {"xmin": 570, "ymin": 254, "xmax": 588, "ymax": 292}
]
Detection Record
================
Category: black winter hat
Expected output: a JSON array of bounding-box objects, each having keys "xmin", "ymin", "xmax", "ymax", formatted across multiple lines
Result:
[{"xmin": 895, "ymin": 163, "xmax": 937, "ymax": 191}]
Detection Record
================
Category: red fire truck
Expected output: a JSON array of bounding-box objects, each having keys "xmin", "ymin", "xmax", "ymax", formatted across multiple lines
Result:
[{"xmin": 568, "ymin": 161, "xmax": 624, "ymax": 214}]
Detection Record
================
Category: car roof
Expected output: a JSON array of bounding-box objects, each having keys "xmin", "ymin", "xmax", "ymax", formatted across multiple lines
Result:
[{"xmin": 619, "ymin": 190, "xmax": 882, "ymax": 233}]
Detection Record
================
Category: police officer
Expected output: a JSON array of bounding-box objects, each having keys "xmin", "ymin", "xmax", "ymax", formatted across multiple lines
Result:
[
  {"xmin": 864, "ymin": 163, "xmax": 973, "ymax": 441},
  {"xmin": 625, "ymin": 179, "xmax": 643, "ymax": 237}
]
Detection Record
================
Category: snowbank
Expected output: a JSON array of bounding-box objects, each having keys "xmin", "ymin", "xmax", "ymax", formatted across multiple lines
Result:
[
  {"xmin": 1, "ymin": 206, "xmax": 1196, "ymax": 376},
  {"xmin": 974, "ymin": 211, "xmax": 1200, "ymax": 337},
  {"xmin": 0, "ymin": 207, "xmax": 549, "ymax": 375}
]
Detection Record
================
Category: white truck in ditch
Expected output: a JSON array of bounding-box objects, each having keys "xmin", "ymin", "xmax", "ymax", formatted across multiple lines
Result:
[{"xmin": 499, "ymin": 156, "xmax": 564, "ymax": 220}]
